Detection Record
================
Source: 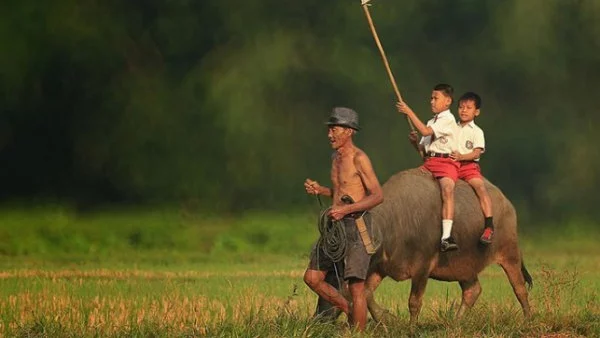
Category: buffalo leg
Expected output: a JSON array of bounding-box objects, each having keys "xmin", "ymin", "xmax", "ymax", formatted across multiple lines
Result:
[
  {"xmin": 408, "ymin": 274, "xmax": 429, "ymax": 326},
  {"xmin": 313, "ymin": 269, "xmax": 343, "ymax": 321},
  {"xmin": 499, "ymin": 259, "xmax": 531, "ymax": 318},
  {"xmin": 364, "ymin": 271, "xmax": 396, "ymax": 324},
  {"xmin": 456, "ymin": 278, "xmax": 482, "ymax": 319}
]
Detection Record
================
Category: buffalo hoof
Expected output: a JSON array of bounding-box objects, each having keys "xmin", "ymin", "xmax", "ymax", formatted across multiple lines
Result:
[
  {"xmin": 371, "ymin": 308, "xmax": 397, "ymax": 326},
  {"xmin": 313, "ymin": 297, "xmax": 342, "ymax": 323},
  {"xmin": 312, "ymin": 307, "xmax": 342, "ymax": 323}
]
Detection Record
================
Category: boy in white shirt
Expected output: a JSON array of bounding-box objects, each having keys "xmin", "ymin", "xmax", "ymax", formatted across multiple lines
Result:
[
  {"xmin": 449, "ymin": 92, "xmax": 494, "ymax": 244},
  {"xmin": 397, "ymin": 83, "xmax": 460, "ymax": 252}
]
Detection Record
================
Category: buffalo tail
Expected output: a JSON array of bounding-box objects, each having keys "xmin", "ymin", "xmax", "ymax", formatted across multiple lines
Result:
[{"xmin": 521, "ymin": 261, "xmax": 533, "ymax": 290}]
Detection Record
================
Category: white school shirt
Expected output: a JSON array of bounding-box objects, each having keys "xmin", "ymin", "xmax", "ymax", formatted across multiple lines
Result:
[
  {"xmin": 419, "ymin": 110, "xmax": 458, "ymax": 154},
  {"xmin": 457, "ymin": 121, "xmax": 485, "ymax": 161}
]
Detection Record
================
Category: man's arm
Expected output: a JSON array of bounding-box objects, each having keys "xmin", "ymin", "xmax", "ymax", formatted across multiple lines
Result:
[
  {"xmin": 346, "ymin": 153, "xmax": 383, "ymax": 214},
  {"xmin": 397, "ymin": 102, "xmax": 434, "ymax": 136},
  {"xmin": 304, "ymin": 178, "xmax": 332, "ymax": 196}
]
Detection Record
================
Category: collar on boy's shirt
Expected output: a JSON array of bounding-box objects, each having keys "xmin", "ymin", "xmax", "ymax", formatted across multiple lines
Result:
[
  {"xmin": 457, "ymin": 120, "xmax": 476, "ymax": 128},
  {"xmin": 433, "ymin": 109, "xmax": 453, "ymax": 122}
]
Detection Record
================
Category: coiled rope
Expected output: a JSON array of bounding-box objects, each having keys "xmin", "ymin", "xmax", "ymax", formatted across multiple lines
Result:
[
  {"xmin": 316, "ymin": 206, "xmax": 347, "ymax": 263},
  {"xmin": 313, "ymin": 195, "xmax": 347, "ymax": 289}
]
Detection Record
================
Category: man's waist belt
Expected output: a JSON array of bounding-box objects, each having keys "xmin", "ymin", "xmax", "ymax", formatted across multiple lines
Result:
[{"xmin": 426, "ymin": 151, "xmax": 450, "ymax": 158}]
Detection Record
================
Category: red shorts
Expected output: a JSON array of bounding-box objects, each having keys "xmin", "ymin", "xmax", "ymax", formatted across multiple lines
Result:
[
  {"xmin": 421, "ymin": 157, "xmax": 459, "ymax": 181},
  {"xmin": 458, "ymin": 161, "xmax": 483, "ymax": 181}
]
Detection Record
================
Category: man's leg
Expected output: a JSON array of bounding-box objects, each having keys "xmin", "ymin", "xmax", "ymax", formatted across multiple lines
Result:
[
  {"xmin": 348, "ymin": 278, "xmax": 367, "ymax": 331},
  {"xmin": 468, "ymin": 177, "xmax": 494, "ymax": 243},
  {"xmin": 439, "ymin": 177, "xmax": 458, "ymax": 251},
  {"xmin": 304, "ymin": 269, "xmax": 350, "ymax": 315}
]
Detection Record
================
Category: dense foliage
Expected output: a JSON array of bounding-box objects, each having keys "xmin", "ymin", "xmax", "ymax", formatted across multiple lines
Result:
[{"xmin": 1, "ymin": 0, "xmax": 598, "ymax": 221}]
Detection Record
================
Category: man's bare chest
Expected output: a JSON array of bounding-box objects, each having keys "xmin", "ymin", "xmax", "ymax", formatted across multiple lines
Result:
[{"xmin": 331, "ymin": 157, "xmax": 360, "ymax": 184}]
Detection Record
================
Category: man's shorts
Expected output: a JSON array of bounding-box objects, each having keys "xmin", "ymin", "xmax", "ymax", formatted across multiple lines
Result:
[
  {"xmin": 308, "ymin": 212, "xmax": 373, "ymax": 281},
  {"xmin": 422, "ymin": 157, "xmax": 460, "ymax": 181},
  {"xmin": 458, "ymin": 161, "xmax": 483, "ymax": 181}
]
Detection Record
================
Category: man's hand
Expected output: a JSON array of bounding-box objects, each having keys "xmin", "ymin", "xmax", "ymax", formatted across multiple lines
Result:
[
  {"xmin": 396, "ymin": 101, "xmax": 414, "ymax": 116},
  {"xmin": 408, "ymin": 131, "xmax": 419, "ymax": 145},
  {"xmin": 328, "ymin": 205, "xmax": 348, "ymax": 221},
  {"xmin": 450, "ymin": 151, "xmax": 463, "ymax": 161},
  {"xmin": 304, "ymin": 178, "xmax": 321, "ymax": 195}
]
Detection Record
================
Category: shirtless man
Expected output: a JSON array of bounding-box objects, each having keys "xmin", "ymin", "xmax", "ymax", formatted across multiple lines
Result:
[{"xmin": 303, "ymin": 107, "xmax": 383, "ymax": 331}]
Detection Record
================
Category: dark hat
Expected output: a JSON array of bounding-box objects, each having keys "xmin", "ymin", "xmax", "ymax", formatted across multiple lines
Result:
[{"xmin": 325, "ymin": 107, "xmax": 360, "ymax": 131}]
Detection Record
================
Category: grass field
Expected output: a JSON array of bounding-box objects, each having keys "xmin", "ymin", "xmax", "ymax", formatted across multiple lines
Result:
[{"xmin": 0, "ymin": 209, "xmax": 598, "ymax": 337}]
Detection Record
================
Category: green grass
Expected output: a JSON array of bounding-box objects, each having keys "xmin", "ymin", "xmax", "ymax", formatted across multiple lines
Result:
[
  {"xmin": 0, "ymin": 205, "xmax": 318, "ymax": 257},
  {"xmin": 0, "ymin": 207, "xmax": 598, "ymax": 336}
]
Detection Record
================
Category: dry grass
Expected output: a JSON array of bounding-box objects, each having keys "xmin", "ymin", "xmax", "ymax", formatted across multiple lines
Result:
[{"xmin": 0, "ymin": 261, "xmax": 598, "ymax": 337}]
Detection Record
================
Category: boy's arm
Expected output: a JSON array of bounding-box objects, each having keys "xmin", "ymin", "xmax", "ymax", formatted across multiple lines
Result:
[
  {"xmin": 409, "ymin": 131, "xmax": 426, "ymax": 158},
  {"xmin": 451, "ymin": 128, "xmax": 486, "ymax": 161},
  {"xmin": 396, "ymin": 102, "xmax": 434, "ymax": 136},
  {"xmin": 451, "ymin": 148, "xmax": 483, "ymax": 161}
]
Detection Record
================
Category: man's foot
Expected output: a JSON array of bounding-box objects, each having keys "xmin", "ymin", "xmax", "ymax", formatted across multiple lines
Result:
[
  {"xmin": 480, "ymin": 227, "xmax": 494, "ymax": 245},
  {"xmin": 440, "ymin": 237, "xmax": 459, "ymax": 252}
]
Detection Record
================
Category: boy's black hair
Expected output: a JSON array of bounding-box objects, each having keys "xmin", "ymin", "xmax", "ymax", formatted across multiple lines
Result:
[
  {"xmin": 458, "ymin": 92, "xmax": 482, "ymax": 109},
  {"xmin": 433, "ymin": 83, "xmax": 454, "ymax": 101}
]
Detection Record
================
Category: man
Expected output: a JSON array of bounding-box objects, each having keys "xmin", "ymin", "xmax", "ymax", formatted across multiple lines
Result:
[
  {"xmin": 303, "ymin": 107, "xmax": 383, "ymax": 331},
  {"xmin": 397, "ymin": 83, "xmax": 460, "ymax": 252}
]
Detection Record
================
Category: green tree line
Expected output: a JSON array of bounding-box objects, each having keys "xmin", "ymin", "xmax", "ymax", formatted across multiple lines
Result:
[{"xmin": 1, "ymin": 0, "xmax": 599, "ymax": 222}]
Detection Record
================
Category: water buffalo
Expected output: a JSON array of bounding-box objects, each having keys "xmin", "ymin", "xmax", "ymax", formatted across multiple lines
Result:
[{"xmin": 314, "ymin": 168, "xmax": 532, "ymax": 325}]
